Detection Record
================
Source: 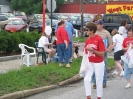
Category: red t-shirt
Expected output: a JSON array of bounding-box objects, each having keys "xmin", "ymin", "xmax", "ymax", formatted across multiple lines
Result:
[
  {"xmin": 123, "ymin": 37, "xmax": 133, "ymax": 48},
  {"xmin": 56, "ymin": 27, "xmax": 70, "ymax": 44},
  {"xmin": 84, "ymin": 35, "xmax": 105, "ymax": 63}
]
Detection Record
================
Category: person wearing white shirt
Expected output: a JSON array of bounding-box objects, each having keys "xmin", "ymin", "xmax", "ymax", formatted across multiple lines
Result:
[
  {"xmin": 118, "ymin": 19, "xmax": 128, "ymax": 38},
  {"xmin": 111, "ymin": 29, "xmax": 124, "ymax": 77},
  {"xmin": 38, "ymin": 34, "xmax": 56, "ymax": 61}
]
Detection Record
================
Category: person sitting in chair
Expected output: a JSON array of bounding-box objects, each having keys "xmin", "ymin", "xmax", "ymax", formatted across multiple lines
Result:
[
  {"xmin": 38, "ymin": 33, "xmax": 56, "ymax": 63},
  {"xmin": 70, "ymin": 42, "xmax": 81, "ymax": 61}
]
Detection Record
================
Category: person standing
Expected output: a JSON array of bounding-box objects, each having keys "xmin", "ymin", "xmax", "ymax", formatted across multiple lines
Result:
[
  {"xmin": 118, "ymin": 19, "xmax": 128, "ymax": 39},
  {"xmin": 92, "ymin": 19, "xmax": 112, "ymax": 89},
  {"xmin": 55, "ymin": 20, "xmax": 75, "ymax": 62},
  {"xmin": 84, "ymin": 22, "xmax": 105, "ymax": 99},
  {"xmin": 111, "ymin": 29, "xmax": 124, "ymax": 76},
  {"xmin": 56, "ymin": 20, "xmax": 71, "ymax": 67},
  {"xmin": 122, "ymin": 26, "xmax": 133, "ymax": 88}
]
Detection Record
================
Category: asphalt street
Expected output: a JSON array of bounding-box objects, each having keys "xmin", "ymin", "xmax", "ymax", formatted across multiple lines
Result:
[{"xmin": 22, "ymin": 76, "xmax": 133, "ymax": 99}]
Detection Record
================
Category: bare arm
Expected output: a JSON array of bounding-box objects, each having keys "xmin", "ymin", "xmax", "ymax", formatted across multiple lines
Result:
[
  {"xmin": 44, "ymin": 43, "xmax": 52, "ymax": 46},
  {"xmin": 122, "ymin": 46, "xmax": 129, "ymax": 52},
  {"xmin": 64, "ymin": 40, "xmax": 68, "ymax": 49},
  {"xmin": 110, "ymin": 42, "xmax": 115, "ymax": 51}
]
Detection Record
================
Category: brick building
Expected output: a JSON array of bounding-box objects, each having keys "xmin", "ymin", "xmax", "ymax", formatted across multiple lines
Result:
[{"xmin": 60, "ymin": 0, "xmax": 133, "ymax": 20}]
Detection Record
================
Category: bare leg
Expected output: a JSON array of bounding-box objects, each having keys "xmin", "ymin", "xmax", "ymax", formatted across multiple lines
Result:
[
  {"xmin": 46, "ymin": 48, "xmax": 56, "ymax": 59},
  {"xmin": 115, "ymin": 60, "xmax": 123, "ymax": 71},
  {"xmin": 70, "ymin": 47, "xmax": 75, "ymax": 60}
]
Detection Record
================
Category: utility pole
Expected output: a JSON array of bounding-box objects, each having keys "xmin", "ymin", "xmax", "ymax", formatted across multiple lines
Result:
[
  {"xmin": 42, "ymin": 0, "xmax": 46, "ymax": 35},
  {"xmin": 80, "ymin": 0, "xmax": 84, "ymax": 37},
  {"xmin": 51, "ymin": 0, "xmax": 53, "ymax": 39}
]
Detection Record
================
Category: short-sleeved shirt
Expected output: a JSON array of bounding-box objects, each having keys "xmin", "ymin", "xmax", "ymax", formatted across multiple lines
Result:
[
  {"xmin": 123, "ymin": 37, "xmax": 133, "ymax": 50},
  {"xmin": 96, "ymin": 29, "xmax": 112, "ymax": 49},
  {"xmin": 84, "ymin": 35, "xmax": 105, "ymax": 63},
  {"xmin": 118, "ymin": 26, "xmax": 127, "ymax": 39},
  {"xmin": 55, "ymin": 21, "xmax": 74, "ymax": 43},
  {"xmin": 112, "ymin": 34, "xmax": 124, "ymax": 52},
  {"xmin": 38, "ymin": 36, "xmax": 49, "ymax": 49},
  {"xmin": 56, "ymin": 27, "xmax": 70, "ymax": 44}
]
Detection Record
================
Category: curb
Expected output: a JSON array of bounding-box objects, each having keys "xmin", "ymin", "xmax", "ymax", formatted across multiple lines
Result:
[
  {"xmin": 58, "ymin": 74, "xmax": 83, "ymax": 86},
  {"xmin": 0, "ymin": 55, "xmax": 20, "ymax": 62},
  {"xmin": 0, "ymin": 74, "xmax": 83, "ymax": 99}
]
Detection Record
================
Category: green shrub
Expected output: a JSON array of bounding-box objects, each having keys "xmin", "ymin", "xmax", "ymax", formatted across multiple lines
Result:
[
  {"xmin": 6, "ymin": 33, "xmax": 20, "ymax": 53},
  {"xmin": 0, "ymin": 36, "xmax": 8, "ymax": 53},
  {"xmin": 0, "ymin": 30, "xmax": 9, "ymax": 36},
  {"xmin": 0, "ymin": 31, "xmax": 41, "ymax": 54}
]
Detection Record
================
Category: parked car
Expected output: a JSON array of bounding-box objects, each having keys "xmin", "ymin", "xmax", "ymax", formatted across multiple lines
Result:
[
  {"xmin": 0, "ymin": 15, "xmax": 9, "ymax": 29},
  {"xmin": 102, "ymin": 13, "xmax": 133, "ymax": 34},
  {"xmin": 0, "ymin": 13, "xmax": 16, "ymax": 19},
  {"xmin": 4, "ymin": 18, "xmax": 28, "ymax": 33},
  {"xmin": 32, "ymin": 14, "xmax": 49, "ymax": 22},
  {"xmin": 69, "ymin": 16, "xmax": 82, "ymax": 30},
  {"xmin": 29, "ymin": 21, "xmax": 42, "ymax": 33},
  {"xmin": 12, "ymin": 11, "xmax": 28, "ymax": 22},
  {"xmin": 47, "ymin": 13, "xmax": 60, "ymax": 20},
  {"xmin": 84, "ymin": 15, "xmax": 91, "ymax": 23},
  {"xmin": 46, "ymin": 19, "xmax": 59, "ymax": 35},
  {"xmin": 29, "ymin": 19, "xmax": 59, "ymax": 35}
]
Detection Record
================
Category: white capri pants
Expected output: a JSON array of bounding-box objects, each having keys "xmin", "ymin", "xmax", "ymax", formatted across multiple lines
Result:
[{"xmin": 84, "ymin": 61, "xmax": 105, "ymax": 97}]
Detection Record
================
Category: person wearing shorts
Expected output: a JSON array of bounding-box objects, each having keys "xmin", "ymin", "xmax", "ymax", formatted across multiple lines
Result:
[
  {"xmin": 38, "ymin": 33, "xmax": 56, "ymax": 62},
  {"xmin": 111, "ymin": 29, "xmax": 124, "ymax": 76}
]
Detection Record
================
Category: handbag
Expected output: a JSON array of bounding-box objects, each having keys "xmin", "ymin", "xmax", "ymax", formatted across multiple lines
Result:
[
  {"xmin": 121, "ymin": 44, "xmax": 133, "ymax": 68},
  {"xmin": 79, "ymin": 49, "xmax": 89, "ymax": 77}
]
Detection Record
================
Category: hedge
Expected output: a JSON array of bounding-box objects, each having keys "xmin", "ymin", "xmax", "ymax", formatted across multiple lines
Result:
[{"xmin": 0, "ymin": 30, "xmax": 41, "ymax": 53}]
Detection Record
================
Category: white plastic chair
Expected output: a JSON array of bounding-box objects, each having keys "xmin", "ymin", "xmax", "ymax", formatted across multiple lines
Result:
[{"xmin": 18, "ymin": 44, "xmax": 36, "ymax": 67}]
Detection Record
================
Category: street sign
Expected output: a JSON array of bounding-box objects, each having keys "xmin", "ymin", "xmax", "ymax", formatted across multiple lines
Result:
[{"xmin": 47, "ymin": 0, "xmax": 56, "ymax": 12}]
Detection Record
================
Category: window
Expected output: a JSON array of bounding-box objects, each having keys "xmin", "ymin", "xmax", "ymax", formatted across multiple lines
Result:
[
  {"xmin": 0, "ymin": 16, "xmax": 8, "ymax": 21},
  {"xmin": 70, "ymin": 0, "xmax": 73, "ymax": 2}
]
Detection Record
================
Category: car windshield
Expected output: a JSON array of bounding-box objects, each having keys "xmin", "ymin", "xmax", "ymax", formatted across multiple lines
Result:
[
  {"xmin": 45, "ymin": 20, "xmax": 58, "ymax": 26},
  {"xmin": 5, "ymin": 13, "xmax": 15, "ymax": 18},
  {"xmin": 8, "ymin": 19, "xmax": 24, "ymax": 25},
  {"xmin": 15, "ymin": 12, "xmax": 26, "ymax": 16},
  {"xmin": 104, "ymin": 15, "xmax": 131, "ymax": 24},
  {"xmin": 35, "ymin": 14, "xmax": 49, "ymax": 19},
  {"xmin": 36, "ymin": 15, "xmax": 43, "ymax": 19}
]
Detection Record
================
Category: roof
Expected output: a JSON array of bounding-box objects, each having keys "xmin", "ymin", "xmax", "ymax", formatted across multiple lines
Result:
[{"xmin": 0, "ymin": 0, "xmax": 10, "ymax": 5}]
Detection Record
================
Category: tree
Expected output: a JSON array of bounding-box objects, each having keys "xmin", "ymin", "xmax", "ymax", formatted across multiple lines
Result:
[
  {"xmin": 55, "ymin": 0, "xmax": 65, "ymax": 12},
  {"xmin": 7, "ymin": 0, "xmax": 65, "ymax": 14}
]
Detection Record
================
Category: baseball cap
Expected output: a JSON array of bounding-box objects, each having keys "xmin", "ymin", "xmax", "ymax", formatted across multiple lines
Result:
[{"xmin": 96, "ymin": 19, "xmax": 104, "ymax": 25}]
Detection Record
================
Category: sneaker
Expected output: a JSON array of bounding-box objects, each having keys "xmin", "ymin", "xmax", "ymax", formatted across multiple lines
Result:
[
  {"xmin": 59, "ymin": 64, "xmax": 63, "ymax": 67},
  {"xmin": 125, "ymin": 83, "xmax": 131, "ymax": 89},
  {"xmin": 103, "ymin": 84, "xmax": 106, "ymax": 88},
  {"xmin": 66, "ymin": 64, "xmax": 71, "ymax": 68},
  {"xmin": 120, "ymin": 71, "xmax": 124, "ymax": 77},
  {"xmin": 112, "ymin": 70, "xmax": 118, "ymax": 75},
  {"xmin": 47, "ymin": 58, "xmax": 52, "ymax": 63},
  {"xmin": 93, "ymin": 84, "xmax": 96, "ymax": 89}
]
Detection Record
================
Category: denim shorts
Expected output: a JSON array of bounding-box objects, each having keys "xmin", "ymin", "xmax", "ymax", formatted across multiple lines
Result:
[{"xmin": 124, "ymin": 62, "xmax": 133, "ymax": 79}]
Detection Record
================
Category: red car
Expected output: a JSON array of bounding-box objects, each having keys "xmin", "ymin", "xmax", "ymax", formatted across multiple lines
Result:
[{"xmin": 4, "ymin": 18, "xmax": 28, "ymax": 33}]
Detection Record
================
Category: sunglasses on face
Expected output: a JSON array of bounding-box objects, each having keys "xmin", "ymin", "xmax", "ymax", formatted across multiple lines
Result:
[{"xmin": 85, "ymin": 28, "xmax": 90, "ymax": 31}]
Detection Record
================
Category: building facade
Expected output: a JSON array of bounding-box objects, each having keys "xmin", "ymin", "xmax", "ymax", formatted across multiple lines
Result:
[{"xmin": 0, "ymin": 0, "xmax": 11, "ymax": 13}]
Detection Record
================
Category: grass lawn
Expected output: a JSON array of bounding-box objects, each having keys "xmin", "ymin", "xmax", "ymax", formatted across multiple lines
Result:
[
  {"xmin": 73, "ymin": 37, "xmax": 87, "ymax": 43},
  {"xmin": 0, "ymin": 58, "xmax": 114, "ymax": 96}
]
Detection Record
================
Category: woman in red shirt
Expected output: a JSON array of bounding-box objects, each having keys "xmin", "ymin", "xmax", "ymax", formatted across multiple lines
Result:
[
  {"xmin": 83, "ymin": 22, "xmax": 105, "ymax": 99},
  {"xmin": 56, "ymin": 20, "xmax": 71, "ymax": 67},
  {"xmin": 122, "ymin": 26, "xmax": 133, "ymax": 88}
]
